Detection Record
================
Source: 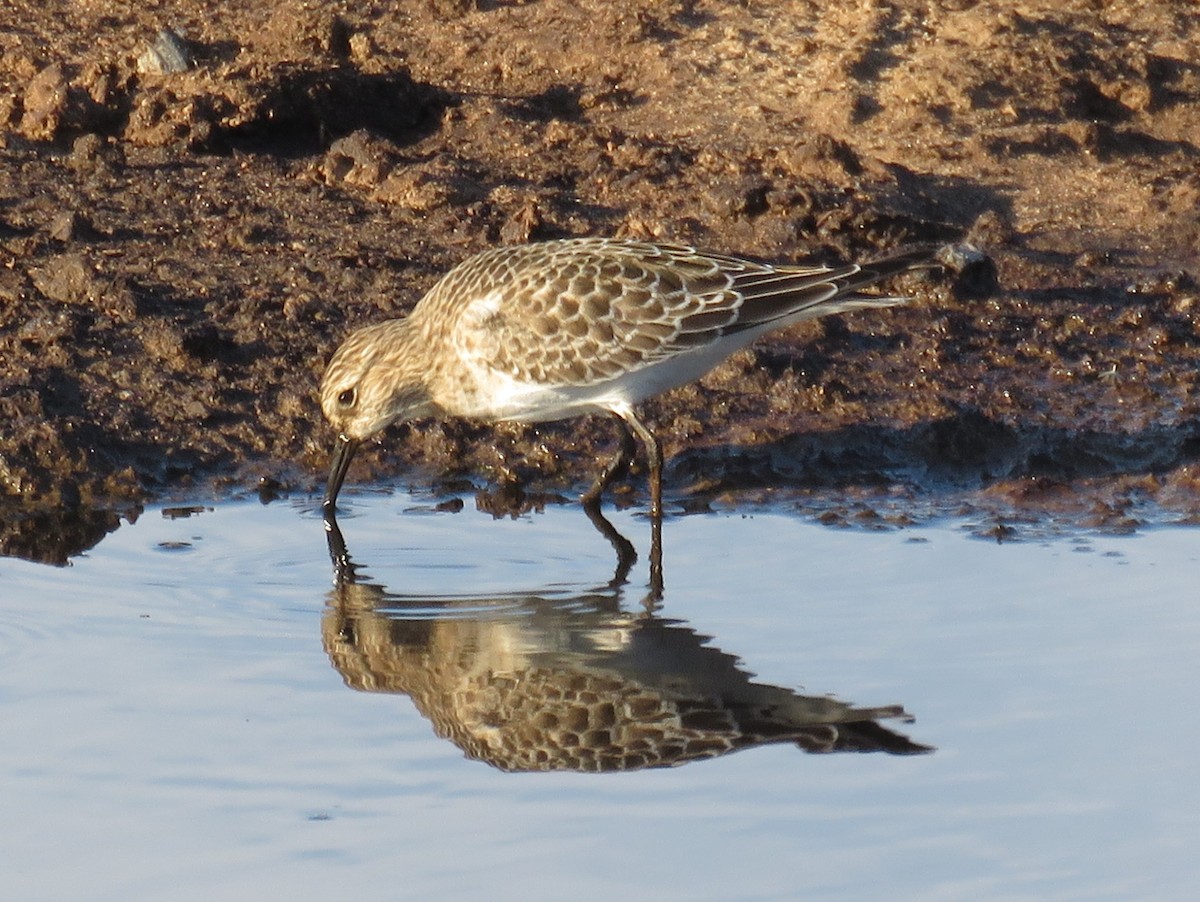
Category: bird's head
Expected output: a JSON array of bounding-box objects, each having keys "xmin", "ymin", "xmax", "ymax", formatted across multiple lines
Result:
[{"xmin": 319, "ymin": 320, "xmax": 433, "ymax": 513}]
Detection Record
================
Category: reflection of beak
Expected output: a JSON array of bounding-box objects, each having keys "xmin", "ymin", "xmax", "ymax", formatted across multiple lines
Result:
[{"xmin": 323, "ymin": 434, "xmax": 361, "ymax": 516}]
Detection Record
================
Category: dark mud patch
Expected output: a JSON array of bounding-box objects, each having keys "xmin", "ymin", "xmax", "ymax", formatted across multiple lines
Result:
[{"xmin": 2, "ymin": 1, "xmax": 1199, "ymax": 563}]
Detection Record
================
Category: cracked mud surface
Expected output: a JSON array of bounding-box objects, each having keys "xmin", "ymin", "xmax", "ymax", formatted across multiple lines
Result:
[{"xmin": 2, "ymin": 1, "xmax": 1199, "ymax": 562}]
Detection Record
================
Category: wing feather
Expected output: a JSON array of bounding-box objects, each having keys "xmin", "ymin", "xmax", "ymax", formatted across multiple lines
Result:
[{"xmin": 434, "ymin": 238, "xmax": 929, "ymax": 387}]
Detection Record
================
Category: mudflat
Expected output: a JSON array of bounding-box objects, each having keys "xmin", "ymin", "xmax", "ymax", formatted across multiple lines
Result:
[{"xmin": 2, "ymin": 1, "xmax": 1198, "ymax": 561}]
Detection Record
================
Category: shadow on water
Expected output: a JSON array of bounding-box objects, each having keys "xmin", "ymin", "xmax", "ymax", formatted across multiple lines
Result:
[{"xmin": 321, "ymin": 510, "xmax": 931, "ymax": 773}]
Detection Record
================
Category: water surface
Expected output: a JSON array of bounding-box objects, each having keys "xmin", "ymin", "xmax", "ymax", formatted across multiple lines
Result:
[{"xmin": 3, "ymin": 491, "xmax": 1198, "ymax": 900}]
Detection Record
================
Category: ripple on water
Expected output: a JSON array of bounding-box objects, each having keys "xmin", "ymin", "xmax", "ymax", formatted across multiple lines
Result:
[{"xmin": 0, "ymin": 592, "xmax": 65, "ymax": 668}]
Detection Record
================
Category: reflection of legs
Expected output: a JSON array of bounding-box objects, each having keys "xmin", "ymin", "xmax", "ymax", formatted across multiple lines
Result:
[
  {"xmin": 647, "ymin": 505, "xmax": 663, "ymax": 600},
  {"xmin": 582, "ymin": 418, "xmax": 637, "ymax": 510}
]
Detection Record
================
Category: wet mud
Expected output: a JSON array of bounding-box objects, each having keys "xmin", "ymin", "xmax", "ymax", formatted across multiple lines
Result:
[{"xmin": 2, "ymin": 1, "xmax": 1199, "ymax": 562}]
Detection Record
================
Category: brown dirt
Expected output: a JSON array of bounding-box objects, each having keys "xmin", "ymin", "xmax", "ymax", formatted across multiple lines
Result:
[{"xmin": 2, "ymin": 0, "xmax": 1199, "ymax": 562}]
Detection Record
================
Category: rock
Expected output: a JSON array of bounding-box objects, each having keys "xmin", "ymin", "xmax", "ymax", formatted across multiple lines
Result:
[
  {"xmin": 18, "ymin": 63, "xmax": 68, "ymax": 140},
  {"xmin": 136, "ymin": 28, "xmax": 195, "ymax": 75}
]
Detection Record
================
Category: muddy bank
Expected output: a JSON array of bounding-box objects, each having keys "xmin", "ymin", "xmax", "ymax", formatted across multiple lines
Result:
[{"xmin": 2, "ymin": 1, "xmax": 1198, "ymax": 563}]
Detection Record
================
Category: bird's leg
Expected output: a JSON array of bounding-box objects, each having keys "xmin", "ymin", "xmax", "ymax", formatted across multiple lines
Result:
[
  {"xmin": 616, "ymin": 408, "xmax": 665, "ymax": 597},
  {"xmin": 588, "ymin": 407, "xmax": 665, "ymax": 597},
  {"xmin": 581, "ymin": 418, "xmax": 638, "ymax": 510},
  {"xmin": 615, "ymin": 407, "xmax": 663, "ymax": 519}
]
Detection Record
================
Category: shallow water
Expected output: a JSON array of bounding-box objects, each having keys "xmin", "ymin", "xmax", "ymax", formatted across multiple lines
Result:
[{"xmin": 3, "ymin": 489, "xmax": 1199, "ymax": 901}]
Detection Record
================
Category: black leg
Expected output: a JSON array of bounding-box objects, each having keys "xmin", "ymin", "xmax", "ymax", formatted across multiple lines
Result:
[
  {"xmin": 615, "ymin": 408, "xmax": 662, "ymax": 518},
  {"xmin": 581, "ymin": 418, "xmax": 638, "ymax": 510},
  {"xmin": 583, "ymin": 407, "xmax": 664, "ymax": 597},
  {"xmin": 612, "ymin": 407, "xmax": 664, "ymax": 597}
]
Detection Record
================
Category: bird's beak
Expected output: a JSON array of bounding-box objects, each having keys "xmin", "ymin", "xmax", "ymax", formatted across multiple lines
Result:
[{"xmin": 323, "ymin": 434, "xmax": 361, "ymax": 516}]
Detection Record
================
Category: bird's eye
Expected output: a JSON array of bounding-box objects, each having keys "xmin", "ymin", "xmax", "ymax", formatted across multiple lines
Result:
[{"xmin": 337, "ymin": 387, "xmax": 357, "ymax": 408}]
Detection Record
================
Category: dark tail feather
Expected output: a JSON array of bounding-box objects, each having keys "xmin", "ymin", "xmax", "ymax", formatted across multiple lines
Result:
[{"xmin": 723, "ymin": 244, "xmax": 939, "ymax": 329}]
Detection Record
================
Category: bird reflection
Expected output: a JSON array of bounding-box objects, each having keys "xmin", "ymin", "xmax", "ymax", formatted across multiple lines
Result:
[{"xmin": 321, "ymin": 511, "xmax": 931, "ymax": 772}]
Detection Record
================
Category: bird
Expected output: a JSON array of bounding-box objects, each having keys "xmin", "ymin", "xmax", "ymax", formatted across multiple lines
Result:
[{"xmin": 320, "ymin": 237, "xmax": 934, "ymax": 518}]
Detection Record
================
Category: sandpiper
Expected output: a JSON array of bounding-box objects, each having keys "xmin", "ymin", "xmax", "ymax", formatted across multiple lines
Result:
[{"xmin": 320, "ymin": 237, "xmax": 933, "ymax": 517}]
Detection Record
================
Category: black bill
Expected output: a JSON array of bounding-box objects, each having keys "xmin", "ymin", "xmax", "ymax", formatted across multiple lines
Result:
[{"xmin": 322, "ymin": 434, "xmax": 361, "ymax": 516}]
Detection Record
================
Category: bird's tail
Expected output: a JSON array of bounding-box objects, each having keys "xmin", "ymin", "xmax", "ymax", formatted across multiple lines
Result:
[{"xmin": 710, "ymin": 244, "xmax": 938, "ymax": 333}]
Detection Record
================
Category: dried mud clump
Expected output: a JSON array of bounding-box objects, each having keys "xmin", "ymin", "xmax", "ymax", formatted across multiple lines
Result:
[{"xmin": 2, "ymin": 0, "xmax": 1200, "ymax": 560}]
